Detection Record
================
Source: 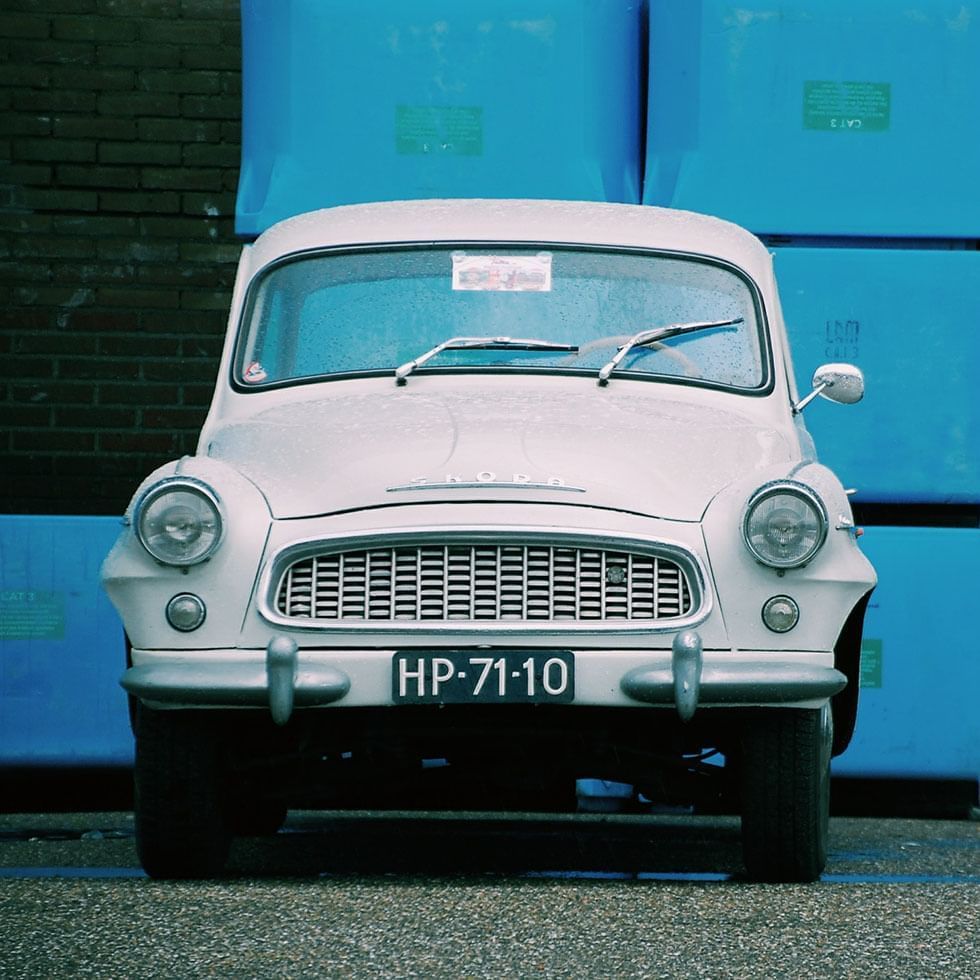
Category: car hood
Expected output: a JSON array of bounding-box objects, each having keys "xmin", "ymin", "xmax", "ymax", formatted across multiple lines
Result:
[{"xmin": 206, "ymin": 384, "xmax": 796, "ymax": 521}]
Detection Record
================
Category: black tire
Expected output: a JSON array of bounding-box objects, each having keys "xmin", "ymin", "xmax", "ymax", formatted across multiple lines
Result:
[
  {"xmin": 739, "ymin": 706, "xmax": 832, "ymax": 883},
  {"xmin": 134, "ymin": 704, "xmax": 231, "ymax": 879},
  {"xmin": 226, "ymin": 798, "xmax": 288, "ymax": 837}
]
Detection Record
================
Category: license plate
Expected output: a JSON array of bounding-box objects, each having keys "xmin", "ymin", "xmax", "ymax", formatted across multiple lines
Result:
[{"xmin": 392, "ymin": 650, "xmax": 575, "ymax": 704}]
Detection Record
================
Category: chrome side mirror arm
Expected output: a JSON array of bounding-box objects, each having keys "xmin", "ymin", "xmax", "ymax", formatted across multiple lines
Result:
[{"xmin": 793, "ymin": 363, "xmax": 865, "ymax": 415}]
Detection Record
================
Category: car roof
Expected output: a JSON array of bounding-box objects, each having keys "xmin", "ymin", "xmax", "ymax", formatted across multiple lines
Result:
[{"xmin": 241, "ymin": 199, "xmax": 774, "ymax": 284}]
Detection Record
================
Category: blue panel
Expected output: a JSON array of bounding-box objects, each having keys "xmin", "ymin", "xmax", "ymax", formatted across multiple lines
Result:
[
  {"xmin": 774, "ymin": 247, "xmax": 980, "ymax": 504},
  {"xmin": 236, "ymin": 0, "xmax": 645, "ymax": 237},
  {"xmin": 833, "ymin": 527, "xmax": 980, "ymax": 780},
  {"xmin": 644, "ymin": 0, "xmax": 980, "ymax": 236},
  {"xmin": 0, "ymin": 516, "xmax": 132, "ymax": 767}
]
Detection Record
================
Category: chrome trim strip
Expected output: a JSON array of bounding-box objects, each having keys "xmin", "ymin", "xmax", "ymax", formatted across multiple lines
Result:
[{"xmin": 256, "ymin": 525, "xmax": 712, "ymax": 636}]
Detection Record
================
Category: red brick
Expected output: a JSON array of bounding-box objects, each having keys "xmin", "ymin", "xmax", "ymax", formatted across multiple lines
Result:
[
  {"xmin": 2, "ymin": 405, "xmax": 54, "ymax": 428},
  {"xmin": 98, "ymin": 189, "xmax": 181, "ymax": 213},
  {"xmin": 13, "ymin": 90, "xmax": 98, "ymax": 112},
  {"xmin": 13, "ymin": 237, "xmax": 95, "ymax": 260},
  {"xmin": 54, "ymin": 115, "xmax": 138, "ymax": 140},
  {"xmin": 96, "ymin": 286, "xmax": 181, "ymax": 309},
  {"xmin": 50, "ymin": 65, "xmax": 134, "ymax": 90},
  {"xmin": 12, "ymin": 332, "xmax": 99, "ymax": 356},
  {"xmin": 54, "ymin": 15, "xmax": 138, "ymax": 43},
  {"xmin": 142, "ymin": 309, "xmax": 225, "ymax": 333},
  {"xmin": 139, "ymin": 69, "xmax": 222, "ymax": 95},
  {"xmin": 97, "ymin": 43, "xmax": 181, "ymax": 69},
  {"xmin": 64, "ymin": 310, "xmax": 140, "ymax": 332},
  {"xmin": 141, "ymin": 406, "xmax": 207, "ymax": 430},
  {"xmin": 59, "ymin": 357, "xmax": 141, "ymax": 381},
  {"xmin": 141, "ymin": 166, "xmax": 224, "ymax": 192},
  {"xmin": 97, "ymin": 382, "xmax": 175, "ymax": 405},
  {"xmin": 8, "ymin": 39, "xmax": 96, "ymax": 66},
  {"xmin": 140, "ymin": 19, "xmax": 222, "ymax": 45},
  {"xmin": 99, "ymin": 431, "xmax": 180, "ymax": 453},
  {"xmin": 99, "ymin": 0, "xmax": 180, "ymax": 16},
  {"xmin": 0, "ymin": 13, "xmax": 52, "ymax": 39},
  {"xmin": 182, "ymin": 142, "xmax": 239, "ymax": 168},
  {"xmin": 0, "ymin": 113, "xmax": 53, "ymax": 136},
  {"xmin": 0, "ymin": 64, "xmax": 51, "ymax": 88},
  {"xmin": 56, "ymin": 163, "xmax": 141, "ymax": 188},
  {"xmin": 99, "ymin": 140, "xmax": 181, "ymax": 165},
  {"xmin": 12, "ymin": 430, "xmax": 97, "ymax": 452},
  {"xmin": 180, "ymin": 94, "xmax": 240, "ymax": 120},
  {"xmin": 9, "ymin": 382, "xmax": 95, "ymax": 405},
  {"xmin": 21, "ymin": 188, "xmax": 100, "ymax": 212},
  {"xmin": 15, "ymin": 137, "xmax": 96, "ymax": 162},
  {"xmin": 53, "ymin": 215, "xmax": 139, "ymax": 236},
  {"xmin": 183, "ymin": 46, "xmax": 240, "ymax": 71},
  {"xmin": 143, "ymin": 359, "xmax": 217, "ymax": 383},
  {"xmin": 54, "ymin": 405, "xmax": 138, "ymax": 428},
  {"xmin": 99, "ymin": 335, "xmax": 181, "ymax": 358},
  {"xmin": 96, "ymin": 239, "xmax": 180, "ymax": 262},
  {"xmin": 12, "ymin": 285, "xmax": 96, "ymax": 307},
  {"xmin": 180, "ymin": 289, "xmax": 231, "ymax": 312},
  {"xmin": 53, "ymin": 262, "xmax": 135, "ymax": 284},
  {"xmin": 97, "ymin": 91, "xmax": 181, "ymax": 117},
  {"xmin": 178, "ymin": 242, "xmax": 240, "ymax": 264},
  {"xmin": 0, "ymin": 162, "xmax": 54, "ymax": 184},
  {"xmin": 137, "ymin": 117, "xmax": 220, "ymax": 142},
  {"xmin": 180, "ymin": 383, "xmax": 217, "ymax": 407},
  {"xmin": 136, "ymin": 262, "xmax": 227, "ymax": 287}
]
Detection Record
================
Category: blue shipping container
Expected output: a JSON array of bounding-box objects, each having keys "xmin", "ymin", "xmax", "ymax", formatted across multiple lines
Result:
[
  {"xmin": 644, "ymin": 0, "xmax": 980, "ymax": 237},
  {"xmin": 0, "ymin": 516, "xmax": 132, "ymax": 767},
  {"xmin": 236, "ymin": 0, "xmax": 645, "ymax": 237},
  {"xmin": 832, "ymin": 526, "xmax": 979, "ymax": 782},
  {"xmin": 774, "ymin": 247, "xmax": 980, "ymax": 504}
]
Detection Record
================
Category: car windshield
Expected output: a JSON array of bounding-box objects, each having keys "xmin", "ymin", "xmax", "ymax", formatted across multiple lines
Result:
[{"xmin": 236, "ymin": 245, "xmax": 768, "ymax": 390}]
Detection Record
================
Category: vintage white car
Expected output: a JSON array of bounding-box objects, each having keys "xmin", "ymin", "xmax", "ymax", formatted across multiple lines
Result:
[{"xmin": 102, "ymin": 199, "xmax": 876, "ymax": 881}]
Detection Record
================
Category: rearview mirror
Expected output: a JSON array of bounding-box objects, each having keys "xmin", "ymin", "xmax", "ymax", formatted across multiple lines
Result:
[{"xmin": 793, "ymin": 363, "xmax": 865, "ymax": 413}]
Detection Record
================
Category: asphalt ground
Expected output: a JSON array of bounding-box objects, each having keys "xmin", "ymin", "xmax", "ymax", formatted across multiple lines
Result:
[{"xmin": 1, "ymin": 810, "xmax": 977, "ymax": 979}]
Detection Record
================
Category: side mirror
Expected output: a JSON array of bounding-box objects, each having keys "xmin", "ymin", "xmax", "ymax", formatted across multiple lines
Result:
[{"xmin": 793, "ymin": 363, "xmax": 865, "ymax": 414}]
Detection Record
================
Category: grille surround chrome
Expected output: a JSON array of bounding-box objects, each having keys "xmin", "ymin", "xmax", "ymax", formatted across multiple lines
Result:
[{"xmin": 259, "ymin": 528, "xmax": 709, "ymax": 635}]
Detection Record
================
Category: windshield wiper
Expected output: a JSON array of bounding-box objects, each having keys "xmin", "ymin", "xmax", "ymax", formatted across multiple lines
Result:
[
  {"xmin": 597, "ymin": 317, "xmax": 744, "ymax": 386},
  {"xmin": 395, "ymin": 336, "xmax": 579, "ymax": 385}
]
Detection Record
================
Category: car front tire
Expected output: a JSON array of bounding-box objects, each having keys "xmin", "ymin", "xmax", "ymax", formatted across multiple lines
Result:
[
  {"xmin": 739, "ymin": 705, "xmax": 832, "ymax": 883},
  {"xmin": 134, "ymin": 704, "xmax": 231, "ymax": 879}
]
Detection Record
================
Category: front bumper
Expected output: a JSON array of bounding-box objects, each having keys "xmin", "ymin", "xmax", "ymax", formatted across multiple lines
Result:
[{"xmin": 122, "ymin": 630, "xmax": 846, "ymax": 724}]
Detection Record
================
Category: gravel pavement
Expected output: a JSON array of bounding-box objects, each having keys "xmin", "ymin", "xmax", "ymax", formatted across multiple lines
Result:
[{"xmin": 1, "ymin": 811, "xmax": 977, "ymax": 979}]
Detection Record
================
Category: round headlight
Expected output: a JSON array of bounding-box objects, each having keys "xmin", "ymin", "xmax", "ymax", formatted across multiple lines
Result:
[
  {"xmin": 743, "ymin": 483, "xmax": 827, "ymax": 568},
  {"xmin": 135, "ymin": 479, "xmax": 223, "ymax": 566}
]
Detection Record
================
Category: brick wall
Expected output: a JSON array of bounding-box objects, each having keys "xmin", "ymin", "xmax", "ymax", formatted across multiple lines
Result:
[{"xmin": 0, "ymin": 0, "xmax": 242, "ymax": 515}]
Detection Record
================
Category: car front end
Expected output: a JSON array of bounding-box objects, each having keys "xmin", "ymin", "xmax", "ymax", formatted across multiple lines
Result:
[{"xmin": 102, "ymin": 200, "xmax": 875, "ymax": 881}]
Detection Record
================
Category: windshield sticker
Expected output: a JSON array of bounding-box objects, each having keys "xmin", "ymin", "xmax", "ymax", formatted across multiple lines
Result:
[
  {"xmin": 452, "ymin": 252, "xmax": 552, "ymax": 292},
  {"xmin": 243, "ymin": 361, "xmax": 268, "ymax": 383}
]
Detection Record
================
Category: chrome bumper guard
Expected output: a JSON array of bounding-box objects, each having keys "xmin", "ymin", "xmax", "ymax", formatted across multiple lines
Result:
[
  {"xmin": 621, "ymin": 630, "xmax": 847, "ymax": 718},
  {"xmin": 121, "ymin": 636, "xmax": 350, "ymax": 725}
]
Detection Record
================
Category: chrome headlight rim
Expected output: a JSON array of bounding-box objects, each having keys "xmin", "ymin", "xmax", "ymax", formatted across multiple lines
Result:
[
  {"xmin": 741, "ymin": 480, "xmax": 828, "ymax": 569},
  {"xmin": 134, "ymin": 477, "xmax": 224, "ymax": 567}
]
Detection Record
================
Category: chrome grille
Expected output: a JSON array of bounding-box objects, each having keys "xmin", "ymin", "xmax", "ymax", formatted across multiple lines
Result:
[{"xmin": 274, "ymin": 542, "xmax": 695, "ymax": 623}]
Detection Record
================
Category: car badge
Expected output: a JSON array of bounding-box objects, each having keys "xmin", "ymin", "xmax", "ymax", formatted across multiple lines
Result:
[{"xmin": 387, "ymin": 472, "xmax": 586, "ymax": 494}]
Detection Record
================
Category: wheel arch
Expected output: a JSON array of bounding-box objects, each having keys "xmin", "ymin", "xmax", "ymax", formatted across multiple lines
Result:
[{"xmin": 831, "ymin": 589, "xmax": 874, "ymax": 756}]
